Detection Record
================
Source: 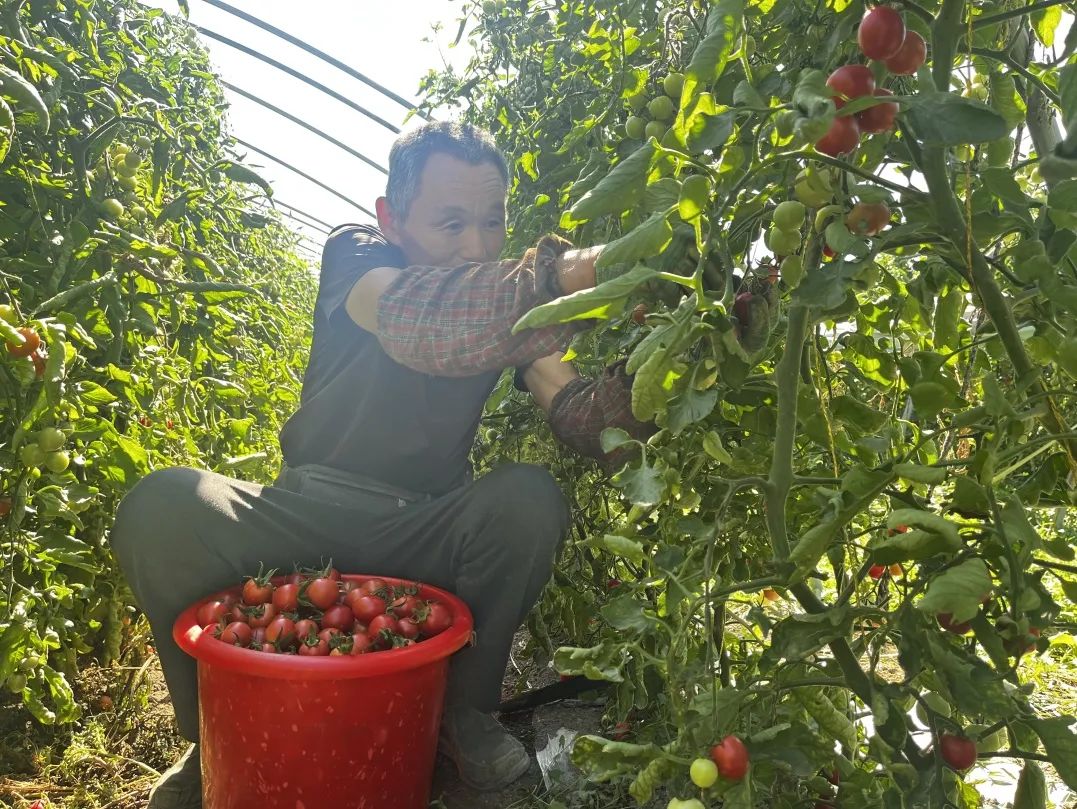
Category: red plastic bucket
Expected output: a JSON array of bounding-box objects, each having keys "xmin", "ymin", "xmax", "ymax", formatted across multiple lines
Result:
[{"xmin": 173, "ymin": 575, "xmax": 474, "ymax": 809}]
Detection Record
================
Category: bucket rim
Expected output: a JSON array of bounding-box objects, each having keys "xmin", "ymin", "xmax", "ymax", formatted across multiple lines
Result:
[{"xmin": 173, "ymin": 574, "xmax": 474, "ymax": 679}]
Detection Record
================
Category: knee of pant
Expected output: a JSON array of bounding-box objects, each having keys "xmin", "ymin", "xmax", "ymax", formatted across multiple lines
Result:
[
  {"xmin": 477, "ymin": 463, "xmax": 569, "ymax": 547},
  {"xmin": 111, "ymin": 467, "xmax": 199, "ymax": 560}
]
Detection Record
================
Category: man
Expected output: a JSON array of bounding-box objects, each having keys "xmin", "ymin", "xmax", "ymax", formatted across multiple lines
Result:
[{"xmin": 110, "ymin": 121, "xmax": 773, "ymax": 806}]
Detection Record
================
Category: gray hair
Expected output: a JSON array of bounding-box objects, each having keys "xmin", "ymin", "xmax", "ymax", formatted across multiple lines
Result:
[{"xmin": 385, "ymin": 121, "xmax": 509, "ymax": 219}]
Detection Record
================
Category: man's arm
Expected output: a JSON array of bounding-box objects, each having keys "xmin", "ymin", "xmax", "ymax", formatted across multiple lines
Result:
[{"xmin": 343, "ymin": 241, "xmax": 602, "ymax": 376}]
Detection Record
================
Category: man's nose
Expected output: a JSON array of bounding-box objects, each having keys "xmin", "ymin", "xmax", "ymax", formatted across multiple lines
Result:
[{"xmin": 457, "ymin": 227, "xmax": 488, "ymax": 263}]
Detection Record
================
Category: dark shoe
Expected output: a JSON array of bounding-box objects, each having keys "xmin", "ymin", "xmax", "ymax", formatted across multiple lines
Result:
[
  {"xmin": 439, "ymin": 704, "xmax": 530, "ymax": 792},
  {"xmin": 148, "ymin": 743, "xmax": 201, "ymax": 808}
]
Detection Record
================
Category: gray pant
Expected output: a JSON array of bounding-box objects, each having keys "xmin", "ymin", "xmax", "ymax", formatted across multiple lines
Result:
[{"xmin": 109, "ymin": 461, "xmax": 569, "ymax": 742}]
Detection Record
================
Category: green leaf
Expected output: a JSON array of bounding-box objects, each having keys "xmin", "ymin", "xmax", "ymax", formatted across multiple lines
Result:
[
  {"xmin": 599, "ymin": 427, "xmax": 635, "ymax": 454},
  {"xmin": 905, "ymin": 93, "xmax": 1008, "ymax": 145},
  {"xmin": 678, "ymin": 176, "xmax": 711, "ymax": 223},
  {"xmin": 916, "ymin": 558, "xmax": 992, "ymax": 623},
  {"xmin": 989, "ymin": 72, "xmax": 1027, "ymax": 130},
  {"xmin": 762, "ymin": 607, "xmax": 854, "ymax": 667},
  {"xmin": 512, "ymin": 264, "xmax": 658, "ymax": 332},
  {"xmin": 1023, "ymin": 717, "xmax": 1077, "ymax": 790},
  {"xmin": 594, "ymin": 209, "xmax": 674, "ymax": 271},
  {"xmin": 601, "ymin": 596, "xmax": 654, "ymax": 632},
  {"xmin": 586, "ymin": 534, "xmax": 646, "ymax": 565},
  {"xmin": 664, "ymin": 386, "xmax": 718, "ymax": 434},
  {"xmin": 554, "ymin": 643, "xmax": 629, "ymax": 682},
  {"xmin": 703, "ymin": 430, "xmax": 733, "ymax": 464},
  {"xmin": 686, "ymin": 108, "xmax": 735, "ymax": 153},
  {"xmin": 887, "ymin": 509, "xmax": 962, "ymax": 547},
  {"xmin": 613, "ymin": 458, "xmax": 666, "ymax": 507},
  {"xmin": 683, "ymin": 0, "xmax": 743, "ymax": 100},
  {"xmin": 1013, "ymin": 761, "xmax": 1047, "ymax": 809},
  {"xmin": 868, "ymin": 529, "xmax": 959, "ymax": 565},
  {"xmin": 570, "ymin": 735, "xmax": 661, "ymax": 780},
  {"xmin": 223, "ymin": 161, "xmax": 273, "ymax": 196},
  {"xmin": 910, "ymin": 380, "xmax": 954, "ymax": 418},
  {"xmin": 1061, "ymin": 64, "xmax": 1077, "ymax": 131},
  {"xmin": 567, "ymin": 141, "xmax": 656, "ymax": 223},
  {"xmin": 831, "ymin": 395, "xmax": 888, "ymax": 434},
  {"xmin": 631, "ymin": 342, "xmax": 681, "ymax": 421},
  {"xmin": 1032, "ymin": 5, "xmax": 1063, "ymax": 46},
  {"xmin": 892, "ymin": 463, "xmax": 947, "ymax": 485}
]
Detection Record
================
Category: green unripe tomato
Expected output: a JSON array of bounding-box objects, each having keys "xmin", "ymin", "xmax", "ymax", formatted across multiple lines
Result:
[
  {"xmin": 45, "ymin": 450, "xmax": 71, "ymax": 474},
  {"xmin": 117, "ymin": 174, "xmax": 137, "ymax": 191},
  {"xmin": 111, "ymin": 141, "xmax": 130, "ymax": 155},
  {"xmin": 1057, "ymin": 336, "xmax": 1077, "ymax": 380},
  {"xmin": 627, "ymin": 93, "xmax": 647, "ymax": 112},
  {"xmin": 689, "ymin": 757, "xmax": 719, "ymax": 788},
  {"xmin": 644, "ymin": 120, "xmax": 668, "ymax": 141},
  {"xmin": 780, "ymin": 254, "xmax": 805, "ymax": 288},
  {"xmin": 101, "ymin": 198, "xmax": 125, "ymax": 219},
  {"xmin": 667, "ymin": 800, "xmax": 705, "ymax": 809},
  {"xmin": 772, "ymin": 200, "xmax": 806, "ymax": 230},
  {"xmin": 226, "ymin": 335, "xmax": 243, "ymax": 347},
  {"xmin": 663, "ymin": 72, "xmax": 685, "ymax": 99},
  {"xmin": 6, "ymin": 673, "xmax": 26, "ymax": 693},
  {"xmin": 795, "ymin": 178, "xmax": 831, "ymax": 208},
  {"xmin": 130, "ymin": 205, "xmax": 148, "ymax": 221},
  {"xmin": 136, "ymin": 135, "xmax": 154, "ymax": 150},
  {"xmin": 123, "ymin": 151, "xmax": 142, "ymax": 171},
  {"xmin": 967, "ymin": 724, "xmax": 1006, "ymax": 754},
  {"xmin": 766, "ymin": 226, "xmax": 802, "ymax": 256},
  {"xmin": 37, "ymin": 427, "xmax": 66, "ymax": 452},
  {"xmin": 20, "ymin": 443, "xmax": 45, "ymax": 468},
  {"xmin": 648, "ymin": 95, "xmax": 675, "ymax": 121},
  {"xmin": 0, "ymin": 304, "xmax": 16, "ymax": 324},
  {"xmin": 954, "ymin": 144, "xmax": 974, "ymax": 162},
  {"xmin": 625, "ymin": 115, "xmax": 647, "ymax": 139}
]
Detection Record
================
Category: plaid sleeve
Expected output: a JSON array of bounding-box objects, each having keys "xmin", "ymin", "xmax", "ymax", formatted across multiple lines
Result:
[
  {"xmin": 546, "ymin": 360, "xmax": 657, "ymax": 466},
  {"xmin": 374, "ymin": 234, "xmax": 587, "ymax": 376}
]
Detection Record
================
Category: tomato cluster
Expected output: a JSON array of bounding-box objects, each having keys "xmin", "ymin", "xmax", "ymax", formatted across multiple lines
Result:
[
  {"xmin": 814, "ymin": 6, "xmax": 927, "ymax": 156},
  {"xmin": 195, "ymin": 565, "xmax": 453, "ymax": 656}
]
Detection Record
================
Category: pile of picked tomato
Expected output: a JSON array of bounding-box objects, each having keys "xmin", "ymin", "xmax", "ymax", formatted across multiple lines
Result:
[
  {"xmin": 195, "ymin": 564, "xmax": 453, "ymax": 656},
  {"xmin": 815, "ymin": 6, "xmax": 927, "ymax": 156}
]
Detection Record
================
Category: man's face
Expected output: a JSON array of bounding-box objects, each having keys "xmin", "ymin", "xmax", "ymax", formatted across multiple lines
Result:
[{"xmin": 378, "ymin": 153, "xmax": 507, "ymax": 267}]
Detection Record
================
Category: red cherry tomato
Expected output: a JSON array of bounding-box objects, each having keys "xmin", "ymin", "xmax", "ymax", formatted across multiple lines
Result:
[
  {"xmin": 321, "ymin": 604, "xmax": 356, "ymax": 632},
  {"xmin": 242, "ymin": 577, "xmax": 274, "ymax": 606},
  {"xmin": 816, "ymin": 115, "xmax": 860, "ymax": 156},
  {"xmin": 272, "ymin": 583, "xmax": 299, "ymax": 613},
  {"xmin": 885, "ymin": 31, "xmax": 927, "ymax": 75},
  {"xmin": 351, "ymin": 631, "xmax": 374, "ymax": 654},
  {"xmin": 6, "ymin": 327, "xmax": 41, "ymax": 358},
  {"xmin": 888, "ymin": 524, "xmax": 909, "ymax": 536},
  {"xmin": 856, "ymin": 88, "xmax": 898, "ymax": 134},
  {"xmin": 247, "ymin": 603, "xmax": 277, "ymax": 629},
  {"xmin": 397, "ymin": 617, "xmax": 421, "ymax": 641},
  {"xmin": 389, "ymin": 595, "xmax": 422, "ymax": 620},
  {"xmin": 358, "ymin": 578, "xmax": 393, "ymax": 601},
  {"xmin": 201, "ymin": 622, "xmax": 222, "ymax": 639},
  {"xmin": 294, "ymin": 619, "xmax": 319, "ymax": 643},
  {"xmin": 251, "ymin": 627, "xmax": 267, "ymax": 646},
  {"xmin": 317, "ymin": 627, "xmax": 342, "ymax": 643},
  {"xmin": 826, "ymin": 65, "xmax": 875, "ymax": 105},
  {"xmin": 939, "ymin": 733, "xmax": 977, "ymax": 770},
  {"xmin": 858, "ymin": 6, "xmax": 906, "ymax": 60},
  {"xmin": 868, "ymin": 564, "xmax": 887, "ymax": 580},
  {"xmin": 30, "ymin": 350, "xmax": 46, "ymax": 378},
  {"xmin": 229, "ymin": 604, "xmax": 250, "ymax": 624},
  {"xmin": 265, "ymin": 616, "xmax": 297, "ymax": 649},
  {"xmin": 219, "ymin": 621, "xmax": 252, "ymax": 646},
  {"xmin": 197, "ymin": 600, "xmax": 229, "ymax": 626},
  {"xmin": 710, "ymin": 734, "xmax": 749, "ymax": 781},
  {"xmin": 298, "ymin": 637, "xmax": 329, "ymax": 656},
  {"xmin": 260, "ymin": 642, "xmax": 279, "ymax": 654},
  {"xmin": 822, "ymin": 245, "xmax": 835, "ymax": 258},
  {"xmin": 304, "ymin": 577, "xmax": 339, "ymax": 610},
  {"xmin": 368, "ymin": 614, "xmax": 399, "ymax": 647},
  {"xmin": 937, "ymin": 612, "xmax": 972, "ymax": 635},
  {"xmin": 347, "ymin": 592, "xmax": 387, "ymax": 625},
  {"xmin": 419, "ymin": 602, "xmax": 452, "ymax": 637}
]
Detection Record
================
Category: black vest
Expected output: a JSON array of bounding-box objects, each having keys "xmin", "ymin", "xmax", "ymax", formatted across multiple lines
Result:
[{"xmin": 278, "ymin": 225, "xmax": 501, "ymax": 496}]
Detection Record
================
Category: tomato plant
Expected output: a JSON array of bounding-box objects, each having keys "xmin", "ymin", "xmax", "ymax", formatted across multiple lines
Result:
[
  {"xmin": 423, "ymin": 0, "xmax": 1077, "ymax": 804},
  {"xmin": 0, "ymin": 0, "xmax": 317, "ymax": 729}
]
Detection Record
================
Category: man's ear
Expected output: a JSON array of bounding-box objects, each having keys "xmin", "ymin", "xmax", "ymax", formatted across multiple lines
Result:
[{"xmin": 375, "ymin": 197, "xmax": 400, "ymax": 244}]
